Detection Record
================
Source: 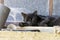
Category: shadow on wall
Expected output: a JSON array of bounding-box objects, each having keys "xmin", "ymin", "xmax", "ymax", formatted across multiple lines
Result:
[{"xmin": 6, "ymin": 8, "xmax": 32, "ymax": 22}]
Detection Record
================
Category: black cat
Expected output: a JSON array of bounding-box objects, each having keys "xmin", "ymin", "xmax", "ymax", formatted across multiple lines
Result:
[
  {"xmin": 19, "ymin": 11, "xmax": 60, "ymax": 27},
  {"xmin": 19, "ymin": 11, "xmax": 46, "ymax": 26}
]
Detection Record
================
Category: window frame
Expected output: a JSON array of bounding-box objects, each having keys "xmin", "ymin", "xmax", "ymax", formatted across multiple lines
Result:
[
  {"xmin": 0, "ymin": 0, "xmax": 4, "ymax": 4},
  {"xmin": 49, "ymin": 0, "xmax": 53, "ymax": 16}
]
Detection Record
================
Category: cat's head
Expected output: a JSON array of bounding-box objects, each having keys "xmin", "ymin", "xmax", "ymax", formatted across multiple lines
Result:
[{"xmin": 21, "ymin": 11, "xmax": 43, "ymax": 26}]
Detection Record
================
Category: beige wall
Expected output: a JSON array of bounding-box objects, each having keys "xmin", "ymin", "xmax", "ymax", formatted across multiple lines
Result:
[{"xmin": 0, "ymin": 0, "xmax": 4, "ymax": 4}]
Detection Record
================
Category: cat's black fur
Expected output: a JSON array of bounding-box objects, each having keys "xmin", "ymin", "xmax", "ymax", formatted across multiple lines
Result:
[
  {"xmin": 19, "ymin": 11, "xmax": 46, "ymax": 26},
  {"xmin": 19, "ymin": 11, "xmax": 60, "ymax": 27}
]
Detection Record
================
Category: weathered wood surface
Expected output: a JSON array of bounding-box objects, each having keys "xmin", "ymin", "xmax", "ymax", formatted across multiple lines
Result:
[{"xmin": 0, "ymin": 31, "xmax": 59, "ymax": 40}]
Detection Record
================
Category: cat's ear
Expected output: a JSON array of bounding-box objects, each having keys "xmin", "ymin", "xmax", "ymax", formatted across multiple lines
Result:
[
  {"xmin": 33, "ymin": 10, "xmax": 37, "ymax": 15},
  {"xmin": 21, "ymin": 12, "xmax": 27, "ymax": 17}
]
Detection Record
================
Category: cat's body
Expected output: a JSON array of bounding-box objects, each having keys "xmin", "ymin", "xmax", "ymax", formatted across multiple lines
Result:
[
  {"xmin": 19, "ymin": 11, "xmax": 60, "ymax": 27},
  {"xmin": 19, "ymin": 11, "xmax": 45, "ymax": 26}
]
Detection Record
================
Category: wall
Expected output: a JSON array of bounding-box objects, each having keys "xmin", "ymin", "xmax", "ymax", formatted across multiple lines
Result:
[{"xmin": 53, "ymin": 0, "xmax": 60, "ymax": 16}]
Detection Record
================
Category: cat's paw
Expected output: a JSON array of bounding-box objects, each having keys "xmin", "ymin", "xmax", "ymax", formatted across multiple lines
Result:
[
  {"xmin": 19, "ymin": 22, "xmax": 28, "ymax": 27},
  {"xmin": 19, "ymin": 22, "xmax": 25, "ymax": 27}
]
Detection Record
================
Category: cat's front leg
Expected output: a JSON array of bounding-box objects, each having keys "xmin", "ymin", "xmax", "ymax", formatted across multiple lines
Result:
[{"xmin": 19, "ymin": 22, "xmax": 28, "ymax": 27}]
